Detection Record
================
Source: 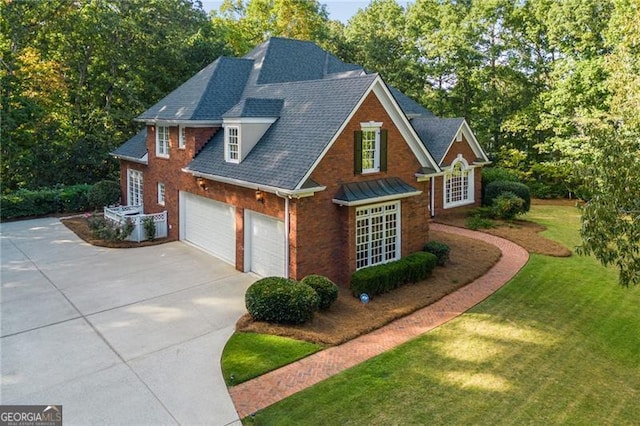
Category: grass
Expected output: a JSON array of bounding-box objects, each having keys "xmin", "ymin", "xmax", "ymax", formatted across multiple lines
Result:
[
  {"xmin": 221, "ymin": 333, "xmax": 323, "ymax": 386},
  {"xmin": 244, "ymin": 205, "xmax": 640, "ymax": 425}
]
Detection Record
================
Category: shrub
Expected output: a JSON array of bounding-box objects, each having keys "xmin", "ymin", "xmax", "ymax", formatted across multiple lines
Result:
[
  {"xmin": 482, "ymin": 167, "xmax": 520, "ymax": 188},
  {"xmin": 300, "ymin": 275, "xmax": 338, "ymax": 310},
  {"xmin": 142, "ymin": 217, "xmax": 156, "ymax": 241},
  {"xmin": 423, "ymin": 241, "xmax": 450, "ymax": 266},
  {"xmin": 245, "ymin": 277, "xmax": 319, "ymax": 324},
  {"xmin": 350, "ymin": 252, "xmax": 437, "ymax": 298},
  {"xmin": 88, "ymin": 180, "xmax": 121, "ymax": 210},
  {"xmin": 484, "ymin": 180, "xmax": 531, "ymax": 212},
  {"xmin": 466, "ymin": 216, "xmax": 495, "ymax": 230},
  {"xmin": 491, "ymin": 192, "xmax": 525, "ymax": 220},
  {"xmin": 58, "ymin": 184, "xmax": 92, "ymax": 213},
  {"xmin": 88, "ymin": 215, "xmax": 134, "ymax": 241},
  {"xmin": 0, "ymin": 185, "xmax": 92, "ymax": 220}
]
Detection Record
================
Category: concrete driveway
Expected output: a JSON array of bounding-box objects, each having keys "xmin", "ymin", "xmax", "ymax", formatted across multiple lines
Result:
[{"xmin": 0, "ymin": 217, "xmax": 256, "ymax": 425}]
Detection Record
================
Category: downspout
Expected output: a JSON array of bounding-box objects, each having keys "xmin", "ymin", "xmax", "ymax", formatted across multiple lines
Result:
[
  {"xmin": 284, "ymin": 195, "xmax": 290, "ymax": 279},
  {"xmin": 276, "ymin": 191, "xmax": 290, "ymax": 279},
  {"xmin": 430, "ymin": 177, "xmax": 435, "ymax": 218}
]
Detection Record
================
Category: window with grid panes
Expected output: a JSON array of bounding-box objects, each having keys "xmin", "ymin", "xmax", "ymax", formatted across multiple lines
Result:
[
  {"xmin": 128, "ymin": 169, "xmax": 143, "ymax": 206},
  {"xmin": 356, "ymin": 202, "xmax": 399, "ymax": 269},
  {"xmin": 156, "ymin": 125, "xmax": 170, "ymax": 157}
]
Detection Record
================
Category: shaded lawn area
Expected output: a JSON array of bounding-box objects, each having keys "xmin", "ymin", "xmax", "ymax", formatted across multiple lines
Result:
[{"xmin": 244, "ymin": 205, "xmax": 640, "ymax": 425}]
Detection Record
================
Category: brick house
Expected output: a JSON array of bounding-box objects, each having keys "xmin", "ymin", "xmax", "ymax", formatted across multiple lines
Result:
[{"xmin": 112, "ymin": 37, "xmax": 489, "ymax": 285}]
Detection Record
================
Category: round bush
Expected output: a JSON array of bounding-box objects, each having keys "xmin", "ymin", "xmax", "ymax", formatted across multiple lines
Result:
[
  {"xmin": 300, "ymin": 275, "xmax": 338, "ymax": 310},
  {"xmin": 423, "ymin": 241, "xmax": 450, "ymax": 266},
  {"xmin": 245, "ymin": 277, "xmax": 319, "ymax": 324},
  {"xmin": 88, "ymin": 180, "xmax": 121, "ymax": 209},
  {"xmin": 491, "ymin": 192, "xmax": 525, "ymax": 220},
  {"xmin": 484, "ymin": 180, "xmax": 531, "ymax": 212}
]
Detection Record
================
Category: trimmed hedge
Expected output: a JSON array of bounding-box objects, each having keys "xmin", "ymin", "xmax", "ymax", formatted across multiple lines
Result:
[
  {"xmin": 350, "ymin": 252, "xmax": 437, "ymax": 298},
  {"xmin": 245, "ymin": 277, "xmax": 319, "ymax": 324},
  {"xmin": 423, "ymin": 241, "xmax": 451, "ymax": 266},
  {"xmin": 1, "ymin": 184, "xmax": 92, "ymax": 220},
  {"xmin": 301, "ymin": 275, "xmax": 338, "ymax": 310},
  {"xmin": 484, "ymin": 181, "xmax": 531, "ymax": 212}
]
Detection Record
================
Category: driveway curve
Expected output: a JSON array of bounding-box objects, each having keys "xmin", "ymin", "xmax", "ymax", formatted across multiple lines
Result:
[
  {"xmin": 230, "ymin": 223, "xmax": 530, "ymax": 418},
  {"xmin": 1, "ymin": 218, "xmax": 255, "ymax": 425}
]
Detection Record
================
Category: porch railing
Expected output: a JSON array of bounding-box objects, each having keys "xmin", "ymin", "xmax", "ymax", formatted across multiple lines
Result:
[{"xmin": 104, "ymin": 205, "xmax": 168, "ymax": 242}]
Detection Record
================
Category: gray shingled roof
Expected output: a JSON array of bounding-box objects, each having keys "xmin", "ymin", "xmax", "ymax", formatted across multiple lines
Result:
[
  {"xmin": 120, "ymin": 37, "xmax": 477, "ymax": 190},
  {"xmin": 187, "ymin": 74, "xmax": 378, "ymax": 190},
  {"xmin": 388, "ymin": 86, "xmax": 434, "ymax": 117},
  {"xmin": 333, "ymin": 177, "xmax": 420, "ymax": 205},
  {"xmin": 411, "ymin": 117, "xmax": 464, "ymax": 164},
  {"xmin": 222, "ymin": 98, "xmax": 284, "ymax": 118},
  {"xmin": 137, "ymin": 57, "xmax": 253, "ymax": 121},
  {"xmin": 112, "ymin": 129, "xmax": 147, "ymax": 163}
]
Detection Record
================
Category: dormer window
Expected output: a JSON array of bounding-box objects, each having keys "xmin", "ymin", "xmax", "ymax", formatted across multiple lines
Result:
[
  {"xmin": 156, "ymin": 125, "xmax": 170, "ymax": 158},
  {"xmin": 354, "ymin": 122, "xmax": 387, "ymax": 174},
  {"xmin": 226, "ymin": 126, "xmax": 240, "ymax": 163}
]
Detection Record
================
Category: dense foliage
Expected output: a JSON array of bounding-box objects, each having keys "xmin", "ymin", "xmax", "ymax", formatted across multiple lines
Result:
[
  {"xmin": 300, "ymin": 275, "xmax": 339, "ymax": 310},
  {"xmin": 350, "ymin": 251, "xmax": 437, "ymax": 297},
  {"xmin": 0, "ymin": 184, "xmax": 92, "ymax": 220},
  {"xmin": 245, "ymin": 277, "xmax": 319, "ymax": 324},
  {"xmin": 484, "ymin": 181, "xmax": 531, "ymax": 212},
  {"xmin": 423, "ymin": 241, "xmax": 450, "ymax": 266}
]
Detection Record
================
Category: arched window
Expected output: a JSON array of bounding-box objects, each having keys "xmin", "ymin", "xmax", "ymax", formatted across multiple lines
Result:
[{"xmin": 444, "ymin": 158, "xmax": 474, "ymax": 208}]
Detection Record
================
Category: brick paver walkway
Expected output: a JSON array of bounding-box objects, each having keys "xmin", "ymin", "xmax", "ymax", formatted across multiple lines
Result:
[{"xmin": 229, "ymin": 224, "xmax": 529, "ymax": 419}]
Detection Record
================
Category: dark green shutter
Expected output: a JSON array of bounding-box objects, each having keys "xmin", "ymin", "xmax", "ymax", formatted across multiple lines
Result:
[
  {"xmin": 354, "ymin": 130, "xmax": 363, "ymax": 174},
  {"xmin": 380, "ymin": 129, "xmax": 388, "ymax": 172}
]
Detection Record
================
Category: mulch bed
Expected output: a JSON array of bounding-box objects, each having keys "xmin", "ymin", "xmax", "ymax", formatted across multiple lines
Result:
[
  {"xmin": 61, "ymin": 215, "xmax": 168, "ymax": 248},
  {"xmin": 236, "ymin": 230, "xmax": 502, "ymax": 345}
]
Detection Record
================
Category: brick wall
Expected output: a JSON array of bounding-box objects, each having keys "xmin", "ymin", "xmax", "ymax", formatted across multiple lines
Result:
[{"xmin": 294, "ymin": 91, "xmax": 431, "ymax": 286}]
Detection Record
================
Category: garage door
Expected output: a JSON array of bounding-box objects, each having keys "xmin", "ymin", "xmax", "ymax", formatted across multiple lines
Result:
[
  {"xmin": 180, "ymin": 192, "xmax": 235, "ymax": 265},
  {"xmin": 246, "ymin": 211, "xmax": 285, "ymax": 277}
]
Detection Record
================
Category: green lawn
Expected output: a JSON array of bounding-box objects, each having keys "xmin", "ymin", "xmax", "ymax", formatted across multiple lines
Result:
[
  {"xmin": 245, "ymin": 205, "xmax": 640, "ymax": 425},
  {"xmin": 221, "ymin": 332, "xmax": 323, "ymax": 386}
]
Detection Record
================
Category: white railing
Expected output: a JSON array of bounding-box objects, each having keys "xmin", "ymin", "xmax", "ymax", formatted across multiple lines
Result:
[{"xmin": 104, "ymin": 205, "xmax": 168, "ymax": 242}]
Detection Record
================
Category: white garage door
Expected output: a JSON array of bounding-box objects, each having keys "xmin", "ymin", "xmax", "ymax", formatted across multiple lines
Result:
[
  {"xmin": 246, "ymin": 211, "xmax": 285, "ymax": 277},
  {"xmin": 181, "ymin": 192, "xmax": 235, "ymax": 265}
]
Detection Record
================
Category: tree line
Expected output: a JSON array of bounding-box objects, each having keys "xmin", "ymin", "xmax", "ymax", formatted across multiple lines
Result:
[{"xmin": 2, "ymin": 0, "xmax": 638, "ymax": 284}]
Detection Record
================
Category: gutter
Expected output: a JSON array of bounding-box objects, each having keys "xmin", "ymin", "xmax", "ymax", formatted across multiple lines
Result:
[
  {"xmin": 111, "ymin": 153, "xmax": 148, "ymax": 165},
  {"xmin": 183, "ymin": 168, "xmax": 326, "ymax": 198}
]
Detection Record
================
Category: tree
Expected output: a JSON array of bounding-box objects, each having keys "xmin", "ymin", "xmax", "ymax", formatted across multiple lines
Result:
[
  {"xmin": 577, "ymin": 0, "xmax": 640, "ymax": 286},
  {"xmin": 211, "ymin": 0, "xmax": 329, "ymax": 56}
]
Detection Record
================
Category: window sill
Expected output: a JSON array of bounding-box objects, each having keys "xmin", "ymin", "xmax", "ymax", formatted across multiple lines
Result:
[{"xmin": 444, "ymin": 199, "xmax": 474, "ymax": 209}]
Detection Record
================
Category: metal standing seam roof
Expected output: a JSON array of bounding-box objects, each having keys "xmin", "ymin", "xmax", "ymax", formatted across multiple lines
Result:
[
  {"xmin": 333, "ymin": 177, "xmax": 422, "ymax": 206},
  {"xmin": 111, "ymin": 128, "xmax": 147, "ymax": 163}
]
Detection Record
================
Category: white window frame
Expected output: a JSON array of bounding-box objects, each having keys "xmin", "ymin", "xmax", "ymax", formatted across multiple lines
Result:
[
  {"xmin": 156, "ymin": 125, "xmax": 170, "ymax": 158},
  {"xmin": 157, "ymin": 182, "xmax": 165, "ymax": 206},
  {"xmin": 178, "ymin": 126, "xmax": 186, "ymax": 149},
  {"xmin": 356, "ymin": 201, "xmax": 400, "ymax": 270},
  {"xmin": 360, "ymin": 122, "xmax": 382, "ymax": 173},
  {"xmin": 225, "ymin": 126, "xmax": 240, "ymax": 163},
  {"xmin": 127, "ymin": 169, "xmax": 143, "ymax": 207},
  {"xmin": 444, "ymin": 156, "xmax": 474, "ymax": 209}
]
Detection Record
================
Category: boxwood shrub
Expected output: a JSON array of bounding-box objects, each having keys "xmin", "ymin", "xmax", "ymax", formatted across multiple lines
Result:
[
  {"xmin": 423, "ymin": 241, "xmax": 451, "ymax": 266},
  {"xmin": 484, "ymin": 180, "xmax": 531, "ymax": 212},
  {"xmin": 300, "ymin": 275, "xmax": 338, "ymax": 310},
  {"xmin": 245, "ymin": 277, "xmax": 319, "ymax": 324},
  {"xmin": 350, "ymin": 252, "xmax": 437, "ymax": 298}
]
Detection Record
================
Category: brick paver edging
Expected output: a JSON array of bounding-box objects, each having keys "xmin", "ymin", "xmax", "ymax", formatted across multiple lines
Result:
[{"xmin": 229, "ymin": 224, "xmax": 529, "ymax": 419}]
